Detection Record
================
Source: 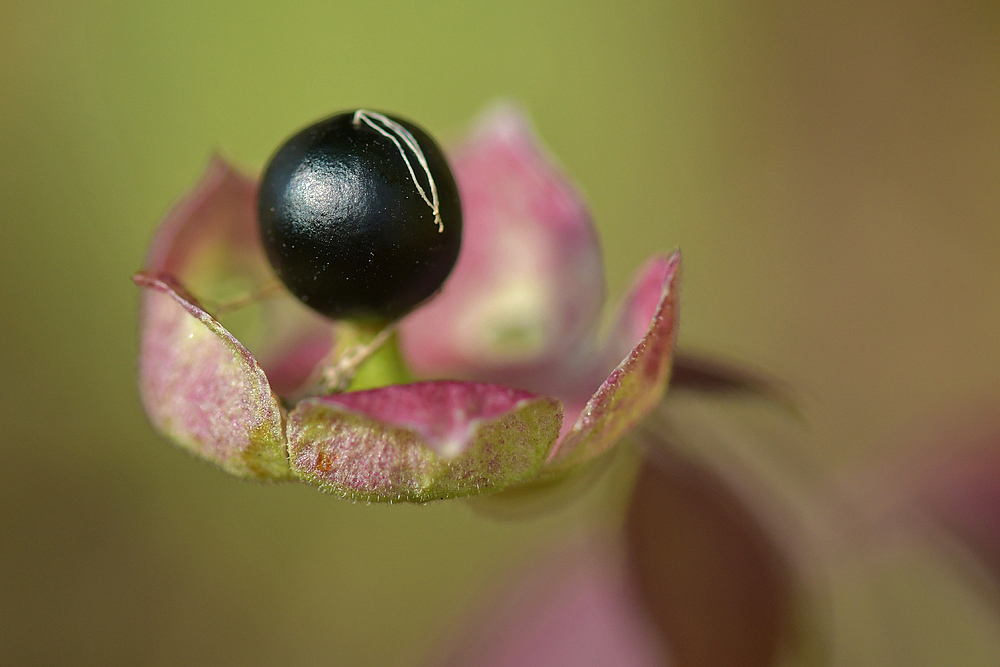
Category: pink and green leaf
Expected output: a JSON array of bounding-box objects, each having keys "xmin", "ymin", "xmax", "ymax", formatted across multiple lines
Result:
[
  {"xmin": 547, "ymin": 253, "xmax": 680, "ymax": 472},
  {"xmin": 134, "ymin": 272, "xmax": 290, "ymax": 480},
  {"xmin": 287, "ymin": 381, "xmax": 562, "ymax": 502}
]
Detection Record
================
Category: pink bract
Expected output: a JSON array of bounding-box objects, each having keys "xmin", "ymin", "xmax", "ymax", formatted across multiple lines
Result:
[{"xmin": 134, "ymin": 105, "xmax": 680, "ymax": 502}]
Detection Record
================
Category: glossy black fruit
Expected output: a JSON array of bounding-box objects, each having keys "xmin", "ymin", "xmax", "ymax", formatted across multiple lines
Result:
[{"xmin": 258, "ymin": 110, "xmax": 462, "ymax": 321}]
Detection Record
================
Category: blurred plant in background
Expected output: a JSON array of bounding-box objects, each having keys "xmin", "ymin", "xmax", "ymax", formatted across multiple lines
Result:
[{"xmin": 433, "ymin": 391, "xmax": 1000, "ymax": 666}]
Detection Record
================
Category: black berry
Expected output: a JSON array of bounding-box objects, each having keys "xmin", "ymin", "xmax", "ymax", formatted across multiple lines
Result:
[{"xmin": 257, "ymin": 110, "xmax": 462, "ymax": 321}]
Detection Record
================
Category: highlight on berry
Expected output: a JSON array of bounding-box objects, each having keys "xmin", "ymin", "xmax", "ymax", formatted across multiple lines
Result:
[{"xmin": 257, "ymin": 110, "xmax": 463, "ymax": 322}]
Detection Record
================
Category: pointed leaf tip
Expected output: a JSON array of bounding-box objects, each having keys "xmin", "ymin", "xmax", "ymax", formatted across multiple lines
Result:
[{"xmin": 548, "ymin": 253, "xmax": 680, "ymax": 472}]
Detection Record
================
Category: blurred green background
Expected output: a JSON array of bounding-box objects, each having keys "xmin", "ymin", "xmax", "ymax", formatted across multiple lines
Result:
[{"xmin": 2, "ymin": 0, "xmax": 998, "ymax": 664}]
